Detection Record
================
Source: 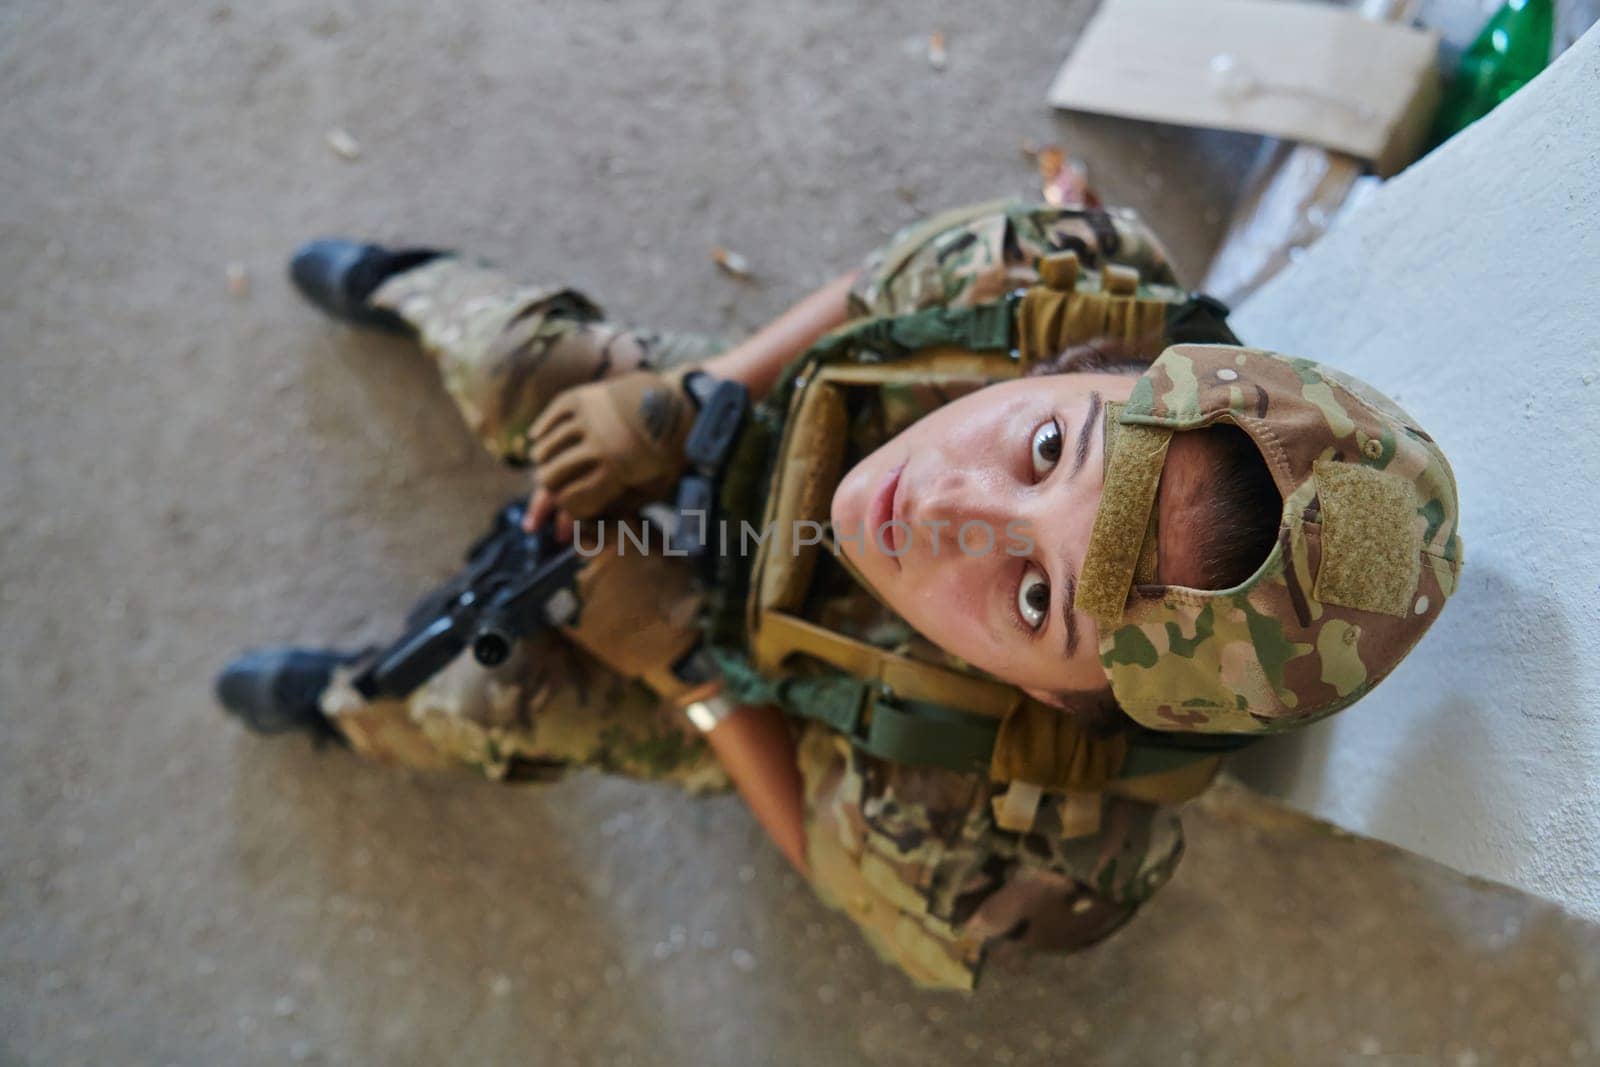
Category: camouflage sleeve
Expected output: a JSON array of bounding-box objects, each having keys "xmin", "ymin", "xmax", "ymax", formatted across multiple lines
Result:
[{"xmin": 848, "ymin": 200, "xmax": 1182, "ymax": 319}]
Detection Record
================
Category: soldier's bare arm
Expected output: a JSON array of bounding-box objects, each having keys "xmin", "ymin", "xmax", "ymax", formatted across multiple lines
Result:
[
  {"xmin": 691, "ymin": 698, "xmax": 809, "ymax": 873},
  {"xmin": 698, "ymin": 270, "xmax": 860, "ymax": 399}
]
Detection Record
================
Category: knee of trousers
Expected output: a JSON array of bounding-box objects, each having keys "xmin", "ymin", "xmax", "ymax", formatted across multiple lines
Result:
[
  {"xmin": 468, "ymin": 311, "xmax": 635, "ymax": 463},
  {"xmin": 372, "ymin": 259, "xmax": 617, "ymax": 463}
]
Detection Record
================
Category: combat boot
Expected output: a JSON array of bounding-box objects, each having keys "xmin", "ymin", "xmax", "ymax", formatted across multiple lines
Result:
[
  {"xmin": 288, "ymin": 240, "xmax": 444, "ymax": 333},
  {"xmin": 214, "ymin": 647, "xmax": 360, "ymax": 739}
]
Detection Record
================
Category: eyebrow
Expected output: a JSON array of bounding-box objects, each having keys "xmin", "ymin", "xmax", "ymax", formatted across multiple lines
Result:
[
  {"xmin": 1072, "ymin": 390, "xmax": 1103, "ymax": 477},
  {"xmin": 1060, "ymin": 574, "xmax": 1079, "ymax": 656}
]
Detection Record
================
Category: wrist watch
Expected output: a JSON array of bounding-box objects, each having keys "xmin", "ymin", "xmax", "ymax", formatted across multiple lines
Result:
[
  {"xmin": 677, "ymin": 680, "xmax": 738, "ymax": 733},
  {"xmin": 681, "ymin": 369, "xmax": 717, "ymax": 411}
]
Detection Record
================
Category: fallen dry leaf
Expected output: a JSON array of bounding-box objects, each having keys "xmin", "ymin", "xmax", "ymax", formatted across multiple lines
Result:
[
  {"xmin": 711, "ymin": 246, "xmax": 753, "ymax": 279},
  {"xmin": 225, "ymin": 262, "xmax": 249, "ymax": 298},
  {"xmin": 1033, "ymin": 144, "xmax": 1099, "ymax": 209},
  {"xmin": 1036, "ymin": 146, "xmax": 1065, "ymax": 180}
]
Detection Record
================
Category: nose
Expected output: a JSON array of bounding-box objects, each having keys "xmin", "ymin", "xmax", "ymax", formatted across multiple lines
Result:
[{"xmin": 911, "ymin": 467, "xmax": 1016, "ymax": 538}]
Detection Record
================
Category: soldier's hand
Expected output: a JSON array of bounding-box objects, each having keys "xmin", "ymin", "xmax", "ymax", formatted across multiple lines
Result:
[
  {"xmin": 526, "ymin": 368, "xmax": 696, "ymax": 520},
  {"xmin": 522, "ymin": 482, "xmax": 576, "ymax": 541}
]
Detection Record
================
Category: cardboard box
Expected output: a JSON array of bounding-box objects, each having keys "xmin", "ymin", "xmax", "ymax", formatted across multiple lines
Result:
[{"xmin": 1047, "ymin": 0, "xmax": 1441, "ymax": 176}]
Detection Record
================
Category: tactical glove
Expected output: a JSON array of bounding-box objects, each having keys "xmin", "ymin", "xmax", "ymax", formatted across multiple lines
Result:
[{"xmin": 527, "ymin": 366, "xmax": 697, "ymax": 519}]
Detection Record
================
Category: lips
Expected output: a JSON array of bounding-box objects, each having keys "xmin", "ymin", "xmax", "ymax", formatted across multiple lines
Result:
[{"xmin": 868, "ymin": 460, "xmax": 906, "ymax": 564}]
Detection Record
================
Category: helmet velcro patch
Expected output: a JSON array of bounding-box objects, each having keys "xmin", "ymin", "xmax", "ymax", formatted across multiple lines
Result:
[
  {"xmin": 1079, "ymin": 403, "xmax": 1172, "ymax": 624},
  {"xmin": 1311, "ymin": 459, "xmax": 1422, "ymax": 618}
]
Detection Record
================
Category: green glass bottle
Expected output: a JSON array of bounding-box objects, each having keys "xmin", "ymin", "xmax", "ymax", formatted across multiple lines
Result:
[{"xmin": 1428, "ymin": 0, "xmax": 1554, "ymax": 147}]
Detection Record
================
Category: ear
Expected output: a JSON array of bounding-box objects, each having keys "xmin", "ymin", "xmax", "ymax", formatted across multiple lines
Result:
[{"xmin": 1022, "ymin": 687, "xmax": 1066, "ymax": 708}]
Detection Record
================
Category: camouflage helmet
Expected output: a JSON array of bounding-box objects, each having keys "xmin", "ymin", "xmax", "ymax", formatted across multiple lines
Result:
[{"xmin": 1077, "ymin": 344, "xmax": 1463, "ymax": 734}]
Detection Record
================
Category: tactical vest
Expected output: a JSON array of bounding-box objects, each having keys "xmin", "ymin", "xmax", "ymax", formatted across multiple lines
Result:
[{"xmin": 705, "ymin": 254, "xmax": 1252, "ymax": 825}]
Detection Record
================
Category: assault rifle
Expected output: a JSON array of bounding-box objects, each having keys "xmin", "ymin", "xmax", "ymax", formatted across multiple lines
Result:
[
  {"xmin": 351, "ymin": 501, "xmax": 582, "ymax": 700},
  {"xmin": 350, "ymin": 374, "xmax": 748, "ymax": 701}
]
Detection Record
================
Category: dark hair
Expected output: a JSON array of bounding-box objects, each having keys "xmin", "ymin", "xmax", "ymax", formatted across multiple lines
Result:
[
  {"xmin": 1183, "ymin": 424, "xmax": 1281, "ymax": 591},
  {"xmin": 1027, "ymin": 338, "xmax": 1151, "ymax": 378},
  {"xmin": 1032, "ymin": 340, "xmax": 1280, "ymax": 591}
]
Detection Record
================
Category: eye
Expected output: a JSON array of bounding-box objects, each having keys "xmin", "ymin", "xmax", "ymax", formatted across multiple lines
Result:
[
  {"xmin": 1030, "ymin": 419, "xmax": 1063, "ymax": 479},
  {"xmin": 1016, "ymin": 567, "xmax": 1050, "ymax": 631}
]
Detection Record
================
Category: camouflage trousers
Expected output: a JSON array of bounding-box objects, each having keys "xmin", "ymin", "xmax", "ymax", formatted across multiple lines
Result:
[
  {"xmin": 318, "ymin": 201, "xmax": 1191, "ymax": 989},
  {"xmin": 319, "ymin": 257, "xmax": 732, "ymax": 790}
]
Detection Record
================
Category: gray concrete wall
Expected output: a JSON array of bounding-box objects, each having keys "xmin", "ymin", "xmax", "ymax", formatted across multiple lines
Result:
[{"xmin": 1231, "ymin": 25, "xmax": 1600, "ymax": 922}]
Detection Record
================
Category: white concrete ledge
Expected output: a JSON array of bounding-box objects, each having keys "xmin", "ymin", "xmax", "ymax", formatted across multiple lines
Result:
[{"xmin": 1229, "ymin": 25, "xmax": 1600, "ymax": 921}]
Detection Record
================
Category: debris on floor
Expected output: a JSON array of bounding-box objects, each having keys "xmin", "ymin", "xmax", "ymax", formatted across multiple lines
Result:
[
  {"xmin": 1428, "ymin": 0, "xmax": 1554, "ymax": 147},
  {"xmin": 1025, "ymin": 142, "xmax": 1100, "ymax": 209},
  {"xmin": 711, "ymin": 246, "xmax": 754, "ymax": 280},
  {"xmin": 225, "ymin": 262, "xmax": 250, "ymax": 298},
  {"xmin": 1046, "ymin": 0, "xmax": 1441, "ymax": 177},
  {"xmin": 325, "ymin": 126, "xmax": 362, "ymax": 161},
  {"xmin": 1048, "ymin": 0, "xmax": 1442, "ymax": 302}
]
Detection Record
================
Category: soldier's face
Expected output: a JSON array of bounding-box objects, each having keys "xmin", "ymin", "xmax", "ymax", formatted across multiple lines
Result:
[{"xmin": 831, "ymin": 372, "xmax": 1137, "ymax": 700}]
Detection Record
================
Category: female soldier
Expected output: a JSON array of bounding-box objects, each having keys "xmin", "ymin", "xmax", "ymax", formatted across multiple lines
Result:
[{"xmin": 218, "ymin": 201, "xmax": 1462, "ymax": 989}]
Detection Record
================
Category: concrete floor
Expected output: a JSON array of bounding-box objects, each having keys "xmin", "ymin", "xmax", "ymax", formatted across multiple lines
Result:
[{"xmin": 3, "ymin": 1, "xmax": 1597, "ymax": 1063}]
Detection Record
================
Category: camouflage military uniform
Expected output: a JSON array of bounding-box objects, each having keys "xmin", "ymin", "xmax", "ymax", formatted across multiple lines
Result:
[
  {"xmin": 319, "ymin": 202, "xmax": 1203, "ymax": 989},
  {"xmin": 795, "ymin": 202, "xmax": 1194, "ymax": 987}
]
